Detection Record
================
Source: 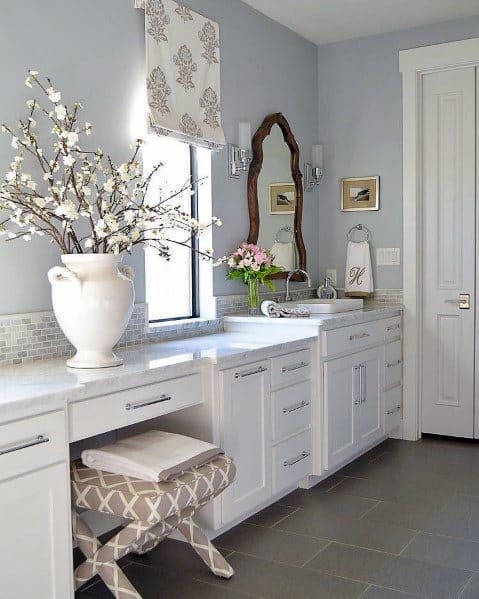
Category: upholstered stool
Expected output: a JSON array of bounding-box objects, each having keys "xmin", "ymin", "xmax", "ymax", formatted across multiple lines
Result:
[{"xmin": 71, "ymin": 454, "xmax": 236, "ymax": 599}]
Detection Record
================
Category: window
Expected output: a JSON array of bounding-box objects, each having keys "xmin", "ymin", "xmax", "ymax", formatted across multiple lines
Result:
[{"xmin": 144, "ymin": 136, "xmax": 211, "ymax": 322}]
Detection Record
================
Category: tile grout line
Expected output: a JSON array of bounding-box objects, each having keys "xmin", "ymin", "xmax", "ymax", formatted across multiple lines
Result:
[
  {"xmin": 270, "ymin": 506, "xmax": 301, "ymax": 528},
  {"xmin": 300, "ymin": 541, "xmax": 333, "ymax": 568},
  {"xmin": 356, "ymin": 584, "xmax": 373, "ymax": 599},
  {"xmin": 359, "ymin": 499, "xmax": 382, "ymax": 520},
  {"xmin": 398, "ymin": 530, "xmax": 421, "ymax": 555},
  {"xmin": 457, "ymin": 572, "xmax": 475, "ymax": 599}
]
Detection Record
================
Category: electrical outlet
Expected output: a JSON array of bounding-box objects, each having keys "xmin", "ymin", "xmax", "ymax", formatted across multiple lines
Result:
[
  {"xmin": 377, "ymin": 248, "xmax": 401, "ymax": 266},
  {"xmin": 326, "ymin": 269, "xmax": 337, "ymax": 285}
]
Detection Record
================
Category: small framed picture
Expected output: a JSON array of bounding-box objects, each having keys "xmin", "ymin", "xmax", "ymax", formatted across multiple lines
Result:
[
  {"xmin": 269, "ymin": 183, "xmax": 296, "ymax": 214},
  {"xmin": 341, "ymin": 176, "xmax": 379, "ymax": 211}
]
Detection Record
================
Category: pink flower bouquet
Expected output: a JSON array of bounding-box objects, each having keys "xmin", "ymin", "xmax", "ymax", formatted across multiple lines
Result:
[{"xmin": 226, "ymin": 243, "xmax": 283, "ymax": 313}]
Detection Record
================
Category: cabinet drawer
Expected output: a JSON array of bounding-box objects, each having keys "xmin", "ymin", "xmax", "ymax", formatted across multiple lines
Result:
[
  {"xmin": 273, "ymin": 430, "xmax": 311, "ymax": 494},
  {"xmin": 384, "ymin": 340, "xmax": 402, "ymax": 388},
  {"xmin": 0, "ymin": 411, "xmax": 66, "ymax": 481},
  {"xmin": 321, "ymin": 321, "xmax": 382, "ymax": 358},
  {"xmin": 69, "ymin": 373, "xmax": 202, "ymax": 441},
  {"xmin": 272, "ymin": 381, "xmax": 311, "ymax": 443},
  {"xmin": 271, "ymin": 349, "xmax": 311, "ymax": 388},
  {"xmin": 384, "ymin": 316, "xmax": 402, "ymax": 342},
  {"xmin": 384, "ymin": 386, "xmax": 402, "ymax": 434}
]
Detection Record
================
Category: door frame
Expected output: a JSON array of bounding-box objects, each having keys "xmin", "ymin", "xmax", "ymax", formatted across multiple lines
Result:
[{"xmin": 399, "ymin": 38, "xmax": 479, "ymax": 440}]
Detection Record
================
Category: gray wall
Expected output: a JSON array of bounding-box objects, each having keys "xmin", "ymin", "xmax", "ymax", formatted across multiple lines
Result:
[
  {"xmin": 0, "ymin": 0, "xmax": 319, "ymax": 314},
  {"xmin": 317, "ymin": 16, "xmax": 479, "ymax": 290}
]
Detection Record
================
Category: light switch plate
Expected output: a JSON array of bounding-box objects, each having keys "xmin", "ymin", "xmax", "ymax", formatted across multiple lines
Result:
[
  {"xmin": 377, "ymin": 248, "xmax": 401, "ymax": 266},
  {"xmin": 326, "ymin": 269, "xmax": 337, "ymax": 285}
]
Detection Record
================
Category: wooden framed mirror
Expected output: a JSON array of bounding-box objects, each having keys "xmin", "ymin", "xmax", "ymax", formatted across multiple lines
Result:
[{"xmin": 247, "ymin": 113, "xmax": 306, "ymax": 280}]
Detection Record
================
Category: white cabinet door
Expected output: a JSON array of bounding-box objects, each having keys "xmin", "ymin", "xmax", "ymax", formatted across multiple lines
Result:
[
  {"xmin": 220, "ymin": 361, "xmax": 271, "ymax": 523},
  {"xmin": 323, "ymin": 354, "xmax": 361, "ymax": 470},
  {"xmin": 0, "ymin": 462, "xmax": 73, "ymax": 599},
  {"xmin": 357, "ymin": 347, "xmax": 383, "ymax": 450},
  {"xmin": 421, "ymin": 67, "xmax": 476, "ymax": 438}
]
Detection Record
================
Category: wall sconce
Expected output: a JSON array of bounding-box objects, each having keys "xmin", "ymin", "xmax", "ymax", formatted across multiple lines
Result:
[
  {"xmin": 305, "ymin": 144, "xmax": 323, "ymax": 191},
  {"xmin": 229, "ymin": 122, "xmax": 252, "ymax": 179}
]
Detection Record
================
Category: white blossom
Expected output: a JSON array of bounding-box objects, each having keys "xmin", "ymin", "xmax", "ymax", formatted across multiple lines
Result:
[
  {"xmin": 104, "ymin": 178, "xmax": 115, "ymax": 193},
  {"xmin": 55, "ymin": 104, "xmax": 67, "ymax": 120},
  {"xmin": 66, "ymin": 131, "xmax": 79, "ymax": 147},
  {"xmin": 84, "ymin": 122, "xmax": 92, "ymax": 135},
  {"xmin": 11, "ymin": 136, "xmax": 18, "ymax": 149},
  {"xmin": 54, "ymin": 200, "xmax": 78, "ymax": 220},
  {"xmin": 5, "ymin": 171, "xmax": 16, "ymax": 183},
  {"xmin": 63, "ymin": 155, "xmax": 75, "ymax": 167},
  {"xmin": 47, "ymin": 87, "xmax": 61, "ymax": 103}
]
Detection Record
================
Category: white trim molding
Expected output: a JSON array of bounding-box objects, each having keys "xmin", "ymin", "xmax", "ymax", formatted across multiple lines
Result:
[{"xmin": 399, "ymin": 38, "xmax": 479, "ymax": 441}]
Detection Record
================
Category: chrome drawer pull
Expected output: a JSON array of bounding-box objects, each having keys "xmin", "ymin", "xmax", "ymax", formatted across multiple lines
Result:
[
  {"xmin": 386, "ymin": 405, "xmax": 402, "ymax": 416},
  {"xmin": 386, "ymin": 359, "xmax": 402, "ymax": 368},
  {"xmin": 386, "ymin": 323, "xmax": 401, "ymax": 332},
  {"xmin": 0, "ymin": 434, "xmax": 49, "ymax": 456},
  {"xmin": 283, "ymin": 450, "xmax": 310, "ymax": 468},
  {"xmin": 125, "ymin": 395, "xmax": 172, "ymax": 411},
  {"xmin": 282, "ymin": 361, "xmax": 309, "ymax": 373},
  {"xmin": 234, "ymin": 366, "xmax": 267, "ymax": 379},
  {"xmin": 282, "ymin": 400, "xmax": 310, "ymax": 414},
  {"xmin": 349, "ymin": 332, "xmax": 370, "ymax": 341}
]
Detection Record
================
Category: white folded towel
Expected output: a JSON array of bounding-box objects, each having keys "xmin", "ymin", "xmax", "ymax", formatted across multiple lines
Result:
[
  {"xmin": 271, "ymin": 242, "xmax": 295, "ymax": 271},
  {"xmin": 345, "ymin": 241, "xmax": 374, "ymax": 298},
  {"xmin": 261, "ymin": 300, "xmax": 310, "ymax": 318},
  {"xmin": 81, "ymin": 430, "xmax": 223, "ymax": 482}
]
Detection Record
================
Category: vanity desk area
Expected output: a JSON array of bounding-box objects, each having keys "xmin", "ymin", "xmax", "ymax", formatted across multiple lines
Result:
[{"xmin": 0, "ymin": 111, "xmax": 403, "ymax": 599}]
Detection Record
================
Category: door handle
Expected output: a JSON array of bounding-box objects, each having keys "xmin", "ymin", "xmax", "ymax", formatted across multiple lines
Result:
[
  {"xmin": 445, "ymin": 294, "xmax": 470, "ymax": 309},
  {"xmin": 361, "ymin": 364, "xmax": 367, "ymax": 403},
  {"xmin": 353, "ymin": 365, "xmax": 361, "ymax": 405}
]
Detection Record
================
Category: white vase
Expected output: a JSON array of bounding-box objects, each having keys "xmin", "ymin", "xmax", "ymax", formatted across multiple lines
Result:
[{"xmin": 48, "ymin": 254, "xmax": 135, "ymax": 369}]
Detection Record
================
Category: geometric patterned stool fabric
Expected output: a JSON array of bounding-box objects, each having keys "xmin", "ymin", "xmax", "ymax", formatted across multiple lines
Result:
[{"xmin": 71, "ymin": 454, "xmax": 236, "ymax": 599}]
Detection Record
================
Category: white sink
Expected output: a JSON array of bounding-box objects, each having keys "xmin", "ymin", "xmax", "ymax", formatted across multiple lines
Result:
[{"xmin": 295, "ymin": 298, "xmax": 364, "ymax": 314}]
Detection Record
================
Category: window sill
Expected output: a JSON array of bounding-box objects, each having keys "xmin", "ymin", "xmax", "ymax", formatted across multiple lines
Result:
[{"xmin": 148, "ymin": 317, "xmax": 220, "ymax": 333}]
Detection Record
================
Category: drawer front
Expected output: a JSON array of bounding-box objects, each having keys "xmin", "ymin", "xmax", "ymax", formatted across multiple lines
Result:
[
  {"xmin": 384, "ymin": 386, "xmax": 402, "ymax": 433},
  {"xmin": 0, "ymin": 411, "xmax": 66, "ymax": 481},
  {"xmin": 272, "ymin": 381, "xmax": 311, "ymax": 442},
  {"xmin": 384, "ymin": 316, "xmax": 402, "ymax": 342},
  {"xmin": 321, "ymin": 321, "xmax": 382, "ymax": 358},
  {"xmin": 271, "ymin": 349, "xmax": 311, "ymax": 389},
  {"xmin": 384, "ymin": 340, "xmax": 402, "ymax": 388},
  {"xmin": 273, "ymin": 430, "xmax": 312, "ymax": 494},
  {"xmin": 69, "ymin": 373, "xmax": 202, "ymax": 441}
]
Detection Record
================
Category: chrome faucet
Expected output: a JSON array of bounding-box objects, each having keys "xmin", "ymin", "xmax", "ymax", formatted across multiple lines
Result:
[{"xmin": 285, "ymin": 269, "xmax": 312, "ymax": 302}]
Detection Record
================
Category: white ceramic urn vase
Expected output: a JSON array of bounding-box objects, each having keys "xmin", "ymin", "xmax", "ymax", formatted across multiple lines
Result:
[{"xmin": 48, "ymin": 254, "xmax": 135, "ymax": 369}]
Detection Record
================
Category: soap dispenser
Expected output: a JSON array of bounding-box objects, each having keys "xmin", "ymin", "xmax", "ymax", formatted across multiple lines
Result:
[{"xmin": 317, "ymin": 276, "xmax": 337, "ymax": 300}]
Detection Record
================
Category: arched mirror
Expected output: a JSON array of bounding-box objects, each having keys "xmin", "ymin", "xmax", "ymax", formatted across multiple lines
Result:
[{"xmin": 247, "ymin": 113, "xmax": 306, "ymax": 280}]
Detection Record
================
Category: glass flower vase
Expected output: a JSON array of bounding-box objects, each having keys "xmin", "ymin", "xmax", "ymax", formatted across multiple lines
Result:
[{"xmin": 247, "ymin": 278, "xmax": 260, "ymax": 315}]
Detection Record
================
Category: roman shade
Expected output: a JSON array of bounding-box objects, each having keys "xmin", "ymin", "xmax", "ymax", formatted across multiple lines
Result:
[{"xmin": 136, "ymin": 0, "xmax": 226, "ymax": 150}]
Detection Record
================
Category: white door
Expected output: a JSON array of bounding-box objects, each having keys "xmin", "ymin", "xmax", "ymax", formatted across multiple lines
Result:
[
  {"xmin": 0, "ymin": 462, "xmax": 73, "ymax": 599},
  {"xmin": 421, "ymin": 67, "xmax": 476, "ymax": 437},
  {"xmin": 323, "ymin": 354, "xmax": 360, "ymax": 470},
  {"xmin": 357, "ymin": 348, "xmax": 383, "ymax": 449},
  {"xmin": 221, "ymin": 361, "xmax": 271, "ymax": 523}
]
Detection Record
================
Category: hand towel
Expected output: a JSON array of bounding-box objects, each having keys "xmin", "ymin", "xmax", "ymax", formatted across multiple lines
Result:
[
  {"xmin": 81, "ymin": 430, "xmax": 223, "ymax": 482},
  {"xmin": 260, "ymin": 300, "xmax": 310, "ymax": 318},
  {"xmin": 345, "ymin": 241, "xmax": 374, "ymax": 298},
  {"xmin": 271, "ymin": 242, "xmax": 295, "ymax": 271}
]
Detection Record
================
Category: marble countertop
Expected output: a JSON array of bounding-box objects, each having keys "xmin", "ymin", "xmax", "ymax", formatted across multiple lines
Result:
[
  {"xmin": 224, "ymin": 305, "xmax": 403, "ymax": 331},
  {"xmin": 0, "ymin": 330, "xmax": 316, "ymax": 420}
]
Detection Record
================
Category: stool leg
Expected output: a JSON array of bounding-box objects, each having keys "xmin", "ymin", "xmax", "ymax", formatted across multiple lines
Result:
[
  {"xmin": 72, "ymin": 510, "xmax": 142, "ymax": 599},
  {"xmin": 178, "ymin": 517, "xmax": 235, "ymax": 579}
]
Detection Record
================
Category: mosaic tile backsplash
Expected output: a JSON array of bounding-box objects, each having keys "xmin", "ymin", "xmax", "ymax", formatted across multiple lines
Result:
[
  {"xmin": 0, "ymin": 289, "xmax": 402, "ymax": 367},
  {"xmin": 0, "ymin": 304, "xmax": 221, "ymax": 367}
]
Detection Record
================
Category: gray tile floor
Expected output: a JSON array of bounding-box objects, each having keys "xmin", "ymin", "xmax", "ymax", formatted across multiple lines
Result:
[{"xmin": 76, "ymin": 437, "xmax": 479, "ymax": 598}]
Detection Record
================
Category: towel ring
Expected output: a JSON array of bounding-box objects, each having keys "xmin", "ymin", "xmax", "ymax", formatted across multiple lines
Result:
[
  {"xmin": 275, "ymin": 225, "xmax": 295, "ymax": 243},
  {"xmin": 347, "ymin": 224, "xmax": 371, "ymax": 242}
]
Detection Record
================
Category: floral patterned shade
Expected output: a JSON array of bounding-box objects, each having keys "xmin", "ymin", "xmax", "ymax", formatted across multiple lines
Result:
[{"xmin": 136, "ymin": 0, "xmax": 226, "ymax": 150}]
